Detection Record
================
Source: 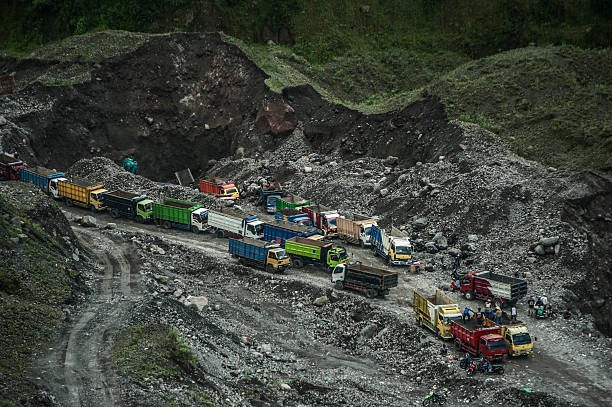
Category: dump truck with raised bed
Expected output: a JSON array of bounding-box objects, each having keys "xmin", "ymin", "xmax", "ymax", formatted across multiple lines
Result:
[
  {"xmin": 199, "ymin": 178, "xmax": 240, "ymax": 200},
  {"xmin": 275, "ymin": 195, "xmax": 310, "ymax": 211},
  {"xmin": 18, "ymin": 167, "xmax": 64, "ymax": 193},
  {"xmin": 331, "ymin": 262, "xmax": 398, "ymax": 298},
  {"xmin": 413, "ymin": 290, "xmax": 462, "ymax": 339},
  {"xmin": 49, "ymin": 177, "xmax": 107, "ymax": 211},
  {"xmin": 260, "ymin": 184, "xmax": 284, "ymax": 213},
  {"xmin": 152, "ymin": 197, "xmax": 208, "ymax": 232},
  {"xmin": 450, "ymin": 320, "xmax": 507, "ymax": 362},
  {"xmin": 370, "ymin": 225, "xmax": 412, "ymax": 266},
  {"xmin": 0, "ymin": 154, "xmax": 25, "ymax": 181},
  {"xmin": 229, "ymin": 237, "xmax": 291, "ymax": 273},
  {"xmin": 274, "ymin": 208, "xmax": 313, "ymax": 226},
  {"xmin": 301, "ymin": 204, "xmax": 340, "ymax": 237},
  {"xmin": 285, "ymin": 236, "xmax": 349, "ymax": 270},
  {"xmin": 483, "ymin": 316, "xmax": 534, "ymax": 357},
  {"xmin": 208, "ymin": 207, "xmax": 264, "ymax": 239},
  {"xmin": 263, "ymin": 220, "xmax": 323, "ymax": 244},
  {"xmin": 337, "ymin": 214, "xmax": 377, "ymax": 247},
  {"xmin": 103, "ymin": 190, "xmax": 153, "ymax": 222},
  {"xmin": 459, "ymin": 270, "xmax": 528, "ymax": 308}
]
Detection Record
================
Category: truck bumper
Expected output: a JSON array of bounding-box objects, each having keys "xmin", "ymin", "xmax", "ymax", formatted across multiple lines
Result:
[
  {"xmin": 390, "ymin": 260, "xmax": 411, "ymax": 266},
  {"xmin": 512, "ymin": 348, "xmax": 533, "ymax": 357}
]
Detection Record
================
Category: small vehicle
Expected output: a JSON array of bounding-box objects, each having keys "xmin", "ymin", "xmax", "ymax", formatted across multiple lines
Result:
[
  {"xmin": 422, "ymin": 392, "xmax": 446, "ymax": 406},
  {"xmin": 467, "ymin": 358, "xmax": 504, "ymax": 375},
  {"xmin": 459, "ymin": 353, "xmax": 473, "ymax": 369}
]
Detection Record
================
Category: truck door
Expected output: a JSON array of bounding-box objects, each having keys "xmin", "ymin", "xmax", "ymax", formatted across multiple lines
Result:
[
  {"xmin": 49, "ymin": 179, "xmax": 60, "ymax": 198},
  {"xmin": 331, "ymin": 265, "xmax": 345, "ymax": 283},
  {"xmin": 267, "ymin": 251, "xmax": 277, "ymax": 268}
]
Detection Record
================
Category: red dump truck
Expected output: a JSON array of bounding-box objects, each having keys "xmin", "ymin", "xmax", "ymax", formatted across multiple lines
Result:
[
  {"xmin": 450, "ymin": 320, "xmax": 507, "ymax": 362},
  {"xmin": 459, "ymin": 270, "xmax": 528, "ymax": 308},
  {"xmin": 0, "ymin": 154, "xmax": 25, "ymax": 181},
  {"xmin": 199, "ymin": 178, "xmax": 239, "ymax": 200}
]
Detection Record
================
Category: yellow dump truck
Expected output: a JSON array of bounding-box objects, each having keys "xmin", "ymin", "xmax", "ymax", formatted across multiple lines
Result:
[
  {"xmin": 413, "ymin": 289, "xmax": 462, "ymax": 339},
  {"xmin": 483, "ymin": 317, "xmax": 534, "ymax": 356},
  {"xmin": 49, "ymin": 177, "xmax": 107, "ymax": 211}
]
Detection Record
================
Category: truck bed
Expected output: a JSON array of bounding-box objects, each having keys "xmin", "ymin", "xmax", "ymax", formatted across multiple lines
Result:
[
  {"xmin": 106, "ymin": 190, "xmax": 141, "ymax": 200},
  {"xmin": 67, "ymin": 177, "xmax": 102, "ymax": 189},
  {"xmin": 26, "ymin": 166, "xmax": 59, "ymax": 177},
  {"xmin": 475, "ymin": 271, "xmax": 528, "ymax": 301},
  {"xmin": 348, "ymin": 262, "xmax": 395, "ymax": 277},
  {"xmin": 288, "ymin": 236, "xmax": 331, "ymax": 248}
]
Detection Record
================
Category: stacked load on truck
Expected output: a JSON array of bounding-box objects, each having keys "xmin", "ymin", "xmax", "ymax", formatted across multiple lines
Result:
[
  {"xmin": 199, "ymin": 178, "xmax": 240, "ymax": 200},
  {"xmin": 275, "ymin": 195, "xmax": 310, "ymax": 211},
  {"xmin": 274, "ymin": 208, "xmax": 313, "ymax": 226},
  {"xmin": 413, "ymin": 290, "xmax": 462, "ymax": 339},
  {"xmin": 208, "ymin": 207, "xmax": 264, "ymax": 239},
  {"xmin": 285, "ymin": 236, "xmax": 349, "ymax": 270},
  {"xmin": 450, "ymin": 320, "xmax": 507, "ymax": 362},
  {"xmin": 332, "ymin": 262, "xmax": 398, "ymax": 298},
  {"xmin": 483, "ymin": 316, "xmax": 534, "ymax": 357},
  {"xmin": 49, "ymin": 177, "xmax": 107, "ymax": 211},
  {"xmin": 0, "ymin": 154, "xmax": 25, "ymax": 181},
  {"xmin": 337, "ymin": 214, "xmax": 377, "ymax": 247},
  {"xmin": 370, "ymin": 225, "xmax": 412, "ymax": 266},
  {"xmin": 459, "ymin": 270, "xmax": 528, "ymax": 307},
  {"xmin": 263, "ymin": 220, "xmax": 323, "ymax": 244},
  {"xmin": 301, "ymin": 204, "xmax": 340, "ymax": 237},
  {"xmin": 229, "ymin": 237, "xmax": 291, "ymax": 273},
  {"xmin": 18, "ymin": 167, "xmax": 64, "ymax": 193},
  {"xmin": 103, "ymin": 190, "xmax": 153, "ymax": 222},
  {"xmin": 152, "ymin": 197, "xmax": 208, "ymax": 233}
]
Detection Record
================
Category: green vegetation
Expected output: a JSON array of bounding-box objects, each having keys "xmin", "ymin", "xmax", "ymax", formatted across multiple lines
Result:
[{"xmin": 110, "ymin": 324, "xmax": 198, "ymax": 380}]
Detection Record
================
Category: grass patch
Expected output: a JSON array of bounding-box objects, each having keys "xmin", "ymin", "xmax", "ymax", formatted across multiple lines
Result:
[{"xmin": 110, "ymin": 324, "xmax": 197, "ymax": 380}]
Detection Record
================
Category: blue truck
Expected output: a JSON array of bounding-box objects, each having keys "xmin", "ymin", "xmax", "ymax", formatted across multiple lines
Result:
[
  {"xmin": 229, "ymin": 237, "xmax": 291, "ymax": 273},
  {"xmin": 19, "ymin": 167, "xmax": 65, "ymax": 193},
  {"xmin": 274, "ymin": 208, "xmax": 313, "ymax": 226},
  {"xmin": 370, "ymin": 225, "xmax": 413, "ymax": 266},
  {"xmin": 260, "ymin": 185, "xmax": 284, "ymax": 213},
  {"xmin": 263, "ymin": 220, "xmax": 323, "ymax": 244}
]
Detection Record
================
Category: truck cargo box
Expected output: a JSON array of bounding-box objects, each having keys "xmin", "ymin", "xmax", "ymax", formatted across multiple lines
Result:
[{"xmin": 18, "ymin": 167, "xmax": 64, "ymax": 192}]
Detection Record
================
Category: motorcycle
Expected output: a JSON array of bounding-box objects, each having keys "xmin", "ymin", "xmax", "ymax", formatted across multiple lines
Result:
[
  {"xmin": 422, "ymin": 392, "xmax": 446, "ymax": 406},
  {"xmin": 467, "ymin": 358, "xmax": 504, "ymax": 375},
  {"xmin": 459, "ymin": 354, "xmax": 473, "ymax": 369}
]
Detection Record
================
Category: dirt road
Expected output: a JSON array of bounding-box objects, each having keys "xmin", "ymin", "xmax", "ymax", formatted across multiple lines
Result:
[{"xmin": 37, "ymin": 228, "xmax": 140, "ymax": 407}]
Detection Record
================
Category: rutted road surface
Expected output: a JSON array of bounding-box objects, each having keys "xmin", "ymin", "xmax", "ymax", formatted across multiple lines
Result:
[{"xmin": 38, "ymin": 228, "xmax": 141, "ymax": 407}]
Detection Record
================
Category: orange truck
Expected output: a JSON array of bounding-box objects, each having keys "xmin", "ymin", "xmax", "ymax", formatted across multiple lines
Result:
[{"xmin": 199, "ymin": 178, "xmax": 239, "ymax": 200}]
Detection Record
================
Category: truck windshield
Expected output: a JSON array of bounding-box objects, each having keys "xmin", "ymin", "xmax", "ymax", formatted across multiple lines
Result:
[
  {"xmin": 444, "ymin": 315, "xmax": 463, "ymax": 324},
  {"xmin": 338, "ymin": 249, "xmax": 349, "ymax": 261},
  {"xmin": 512, "ymin": 333, "xmax": 532, "ymax": 345},
  {"xmin": 327, "ymin": 218, "xmax": 337, "ymax": 228},
  {"xmin": 144, "ymin": 202, "xmax": 152, "ymax": 211},
  {"xmin": 363, "ymin": 226, "xmax": 372, "ymax": 235},
  {"xmin": 395, "ymin": 246, "xmax": 412, "ymax": 255},
  {"xmin": 225, "ymin": 188, "xmax": 237, "ymax": 195},
  {"xmin": 254, "ymin": 223, "xmax": 264, "ymax": 236},
  {"xmin": 267, "ymin": 196, "xmax": 278, "ymax": 205},
  {"xmin": 487, "ymin": 340, "xmax": 507, "ymax": 350},
  {"xmin": 276, "ymin": 249, "xmax": 288, "ymax": 260}
]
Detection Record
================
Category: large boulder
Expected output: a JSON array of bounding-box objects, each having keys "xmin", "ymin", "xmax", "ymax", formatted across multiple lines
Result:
[{"xmin": 255, "ymin": 99, "xmax": 297, "ymax": 136}]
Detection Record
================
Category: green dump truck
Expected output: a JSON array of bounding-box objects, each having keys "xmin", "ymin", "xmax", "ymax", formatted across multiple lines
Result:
[
  {"xmin": 152, "ymin": 197, "xmax": 208, "ymax": 233},
  {"xmin": 285, "ymin": 236, "xmax": 349, "ymax": 270}
]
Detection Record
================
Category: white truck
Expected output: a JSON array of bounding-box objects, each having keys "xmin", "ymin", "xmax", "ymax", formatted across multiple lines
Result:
[
  {"xmin": 208, "ymin": 208, "xmax": 265, "ymax": 239},
  {"xmin": 337, "ymin": 214, "xmax": 377, "ymax": 247}
]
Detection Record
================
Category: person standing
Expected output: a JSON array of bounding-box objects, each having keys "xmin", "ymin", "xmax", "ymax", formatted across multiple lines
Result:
[
  {"xmin": 511, "ymin": 305, "xmax": 517, "ymax": 323},
  {"xmin": 528, "ymin": 297, "xmax": 535, "ymax": 317},
  {"xmin": 495, "ymin": 307, "xmax": 503, "ymax": 324},
  {"xmin": 484, "ymin": 300, "xmax": 492, "ymax": 319},
  {"xmin": 541, "ymin": 294, "xmax": 549, "ymax": 310}
]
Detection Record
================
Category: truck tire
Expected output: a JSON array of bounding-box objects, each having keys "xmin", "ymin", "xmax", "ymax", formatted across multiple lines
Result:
[
  {"xmin": 216, "ymin": 230, "xmax": 224, "ymax": 239},
  {"xmin": 266, "ymin": 264, "xmax": 274, "ymax": 273},
  {"xmin": 111, "ymin": 209, "xmax": 120, "ymax": 218},
  {"xmin": 191, "ymin": 226, "xmax": 200, "ymax": 234},
  {"xmin": 465, "ymin": 291, "xmax": 475, "ymax": 300},
  {"xmin": 365, "ymin": 289, "xmax": 377, "ymax": 298},
  {"xmin": 360, "ymin": 240, "xmax": 365, "ymax": 249},
  {"xmin": 163, "ymin": 221, "xmax": 172, "ymax": 229},
  {"xmin": 292, "ymin": 258, "xmax": 304, "ymax": 268},
  {"xmin": 66, "ymin": 199, "xmax": 73, "ymax": 207},
  {"xmin": 334, "ymin": 281, "xmax": 344, "ymax": 290}
]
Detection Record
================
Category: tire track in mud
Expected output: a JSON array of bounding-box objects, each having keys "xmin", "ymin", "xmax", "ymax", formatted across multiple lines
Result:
[{"xmin": 39, "ymin": 227, "xmax": 140, "ymax": 407}]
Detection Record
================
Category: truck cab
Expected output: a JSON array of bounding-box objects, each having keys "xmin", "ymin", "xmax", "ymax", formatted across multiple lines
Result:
[
  {"xmin": 135, "ymin": 199, "xmax": 154, "ymax": 222},
  {"xmin": 504, "ymin": 325, "xmax": 533, "ymax": 356},
  {"xmin": 221, "ymin": 183, "xmax": 239, "ymax": 199},
  {"xmin": 191, "ymin": 208, "xmax": 209, "ymax": 232},
  {"xmin": 267, "ymin": 247, "xmax": 291, "ymax": 272},
  {"xmin": 265, "ymin": 194, "xmax": 282, "ymax": 213},
  {"xmin": 327, "ymin": 246, "xmax": 349, "ymax": 268},
  {"xmin": 437, "ymin": 305, "xmax": 463, "ymax": 338},
  {"xmin": 322, "ymin": 211, "xmax": 340, "ymax": 236},
  {"xmin": 360, "ymin": 223, "xmax": 374, "ymax": 246},
  {"xmin": 480, "ymin": 334, "xmax": 507, "ymax": 361},
  {"xmin": 244, "ymin": 219, "xmax": 265, "ymax": 239},
  {"xmin": 389, "ymin": 237, "xmax": 412, "ymax": 265},
  {"xmin": 89, "ymin": 189, "xmax": 108, "ymax": 210}
]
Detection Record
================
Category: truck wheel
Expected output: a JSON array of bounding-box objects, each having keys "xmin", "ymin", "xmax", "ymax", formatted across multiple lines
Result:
[
  {"xmin": 66, "ymin": 199, "xmax": 73, "ymax": 207},
  {"xmin": 89, "ymin": 205, "xmax": 96, "ymax": 213},
  {"xmin": 292, "ymin": 258, "xmax": 304, "ymax": 268},
  {"xmin": 191, "ymin": 226, "xmax": 200, "ymax": 234},
  {"xmin": 216, "ymin": 230, "xmax": 224, "ymax": 239},
  {"xmin": 266, "ymin": 265, "xmax": 274, "ymax": 273},
  {"xmin": 365, "ymin": 289, "xmax": 377, "ymax": 298},
  {"xmin": 111, "ymin": 209, "xmax": 120, "ymax": 218},
  {"xmin": 163, "ymin": 221, "xmax": 171, "ymax": 229},
  {"xmin": 465, "ymin": 291, "xmax": 475, "ymax": 300},
  {"xmin": 334, "ymin": 281, "xmax": 343, "ymax": 290},
  {"xmin": 360, "ymin": 240, "xmax": 365, "ymax": 249}
]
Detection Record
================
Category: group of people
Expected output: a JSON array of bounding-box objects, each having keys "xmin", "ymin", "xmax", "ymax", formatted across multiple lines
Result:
[
  {"xmin": 527, "ymin": 295, "xmax": 552, "ymax": 318},
  {"xmin": 461, "ymin": 300, "xmax": 518, "ymax": 324}
]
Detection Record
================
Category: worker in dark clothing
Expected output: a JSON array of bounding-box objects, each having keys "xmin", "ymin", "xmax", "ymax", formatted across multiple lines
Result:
[
  {"xmin": 476, "ymin": 307, "xmax": 484, "ymax": 325},
  {"xmin": 463, "ymin": 306, "xmax": 471, "ymax": 321},
  {"xmin": 528, "ymin": 297, "xmax": 535, "ymax": 317}
]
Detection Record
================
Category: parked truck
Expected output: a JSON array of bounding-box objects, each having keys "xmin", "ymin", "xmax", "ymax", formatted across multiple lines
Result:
[
  {"xmin": 331, "ymin": 262, "xmax": 398, "ymax": 298},
  {"xmin": 18, "ymin": 167, "xmax": 64, "ymax": 193},
  {"xmin": 208, "ymin": 207, "xmax": 264, "ymax": 239},
  {"xmin": 0, "ymin": 154, "xmax": 25, "ymax": 181},
  {"xmin": 337, "ymin": 214, "xmax": 377, "ymax": 247},
  {"xmin": 275, "ymin": 195, "xmax": 310, "ymax": 211},
  {"xmin": 450, "ymin": 320, "xmax": 508, "ymax": 362},
  {"xmin": 301, "ymin": 204, "xmax": 340, "ymax": 237},
  {"xmin": 459, "ymin": 270, "xmax": 528, "ymax": 308},
  {"xmin": 229, "ymin": 237, "xmax": 291, "ymax": 273},
  {"xmin": 152, "ymin": 197, "xmax": 208, "ymax": 233},
  {"xmin": 260, "ymin": 184, "xmax": 284, "ymax": 213},
  {"xmin": 413, "ymin": 290, "xmax": 463, "ymax": 339},
  {"xmin": 49, "ymin": 177, "xmax": 107, "ymax": 211},
  {"xmin": 103, "ymin": 190, "xmax": 153, "ymax": 222},
  {"xmin": 274, "ymin": 208, "xmax": 313, "ymax": 226},
  {"xmin": 483, "ymin": 317, "xmax": 534, "ymax": 357},
  {"xmin": 284, "ymin": 236, "xmax": 349, "ymax": 270},
  {"xmin": 263, "ymin": 220, "xmax": 323, "ymax": 244},
  {"xmin": 199, "ymin": 178, "xmax": 240, "ymax": 200},
  {"xmin": 370, "ymin": 225, "xmax": 412, "ymax": 266}
]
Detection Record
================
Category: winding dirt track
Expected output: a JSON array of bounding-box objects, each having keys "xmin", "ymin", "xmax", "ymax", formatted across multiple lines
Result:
[{"xmin": 39, "ymin": 228, "xmax": 140, "ymax": 407}]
